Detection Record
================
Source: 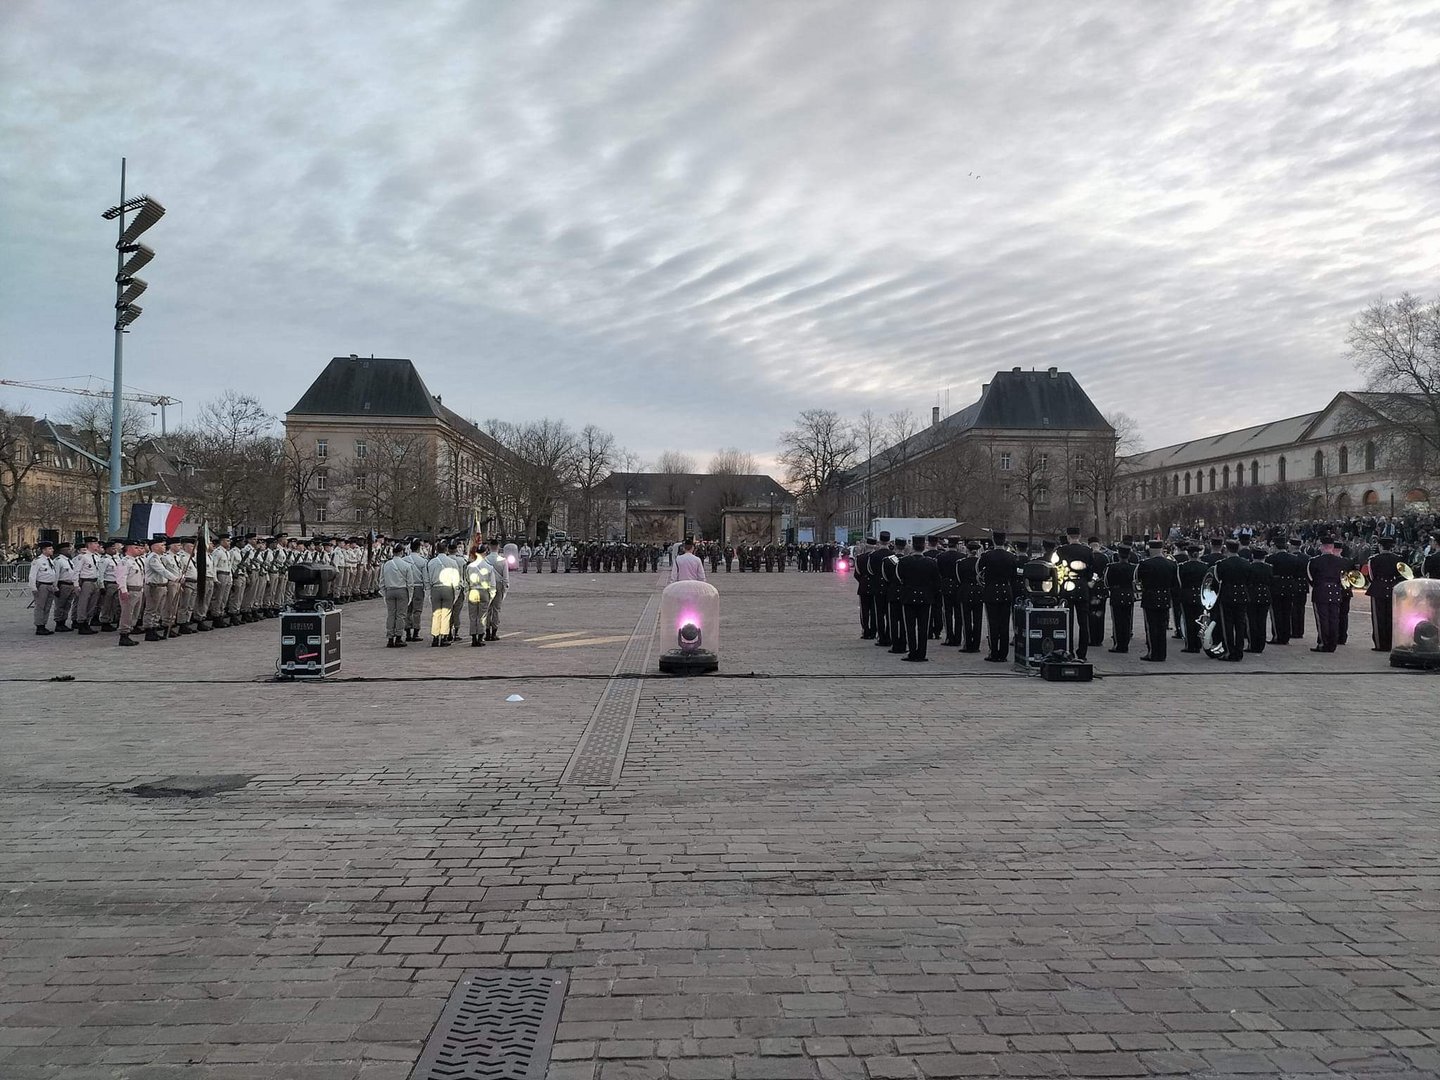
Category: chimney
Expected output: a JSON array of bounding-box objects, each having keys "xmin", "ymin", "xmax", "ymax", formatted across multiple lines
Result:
[
  {"xmin": 1012, "ymin": 366, "xmax": 1022, "ymax": 373},
  {"xmin": 931, "ymin": 406, "xmax": 940, "ymax": 427},
  {"xmin": 1048, "ymin": 366, "xmax": 1058, "ymax": 378},
  {"xmin": 350, "ymin": 353, "xmax": 358, "ymax": 360}
]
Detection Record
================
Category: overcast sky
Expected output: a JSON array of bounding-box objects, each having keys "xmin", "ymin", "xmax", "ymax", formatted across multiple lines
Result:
[{"xmin": 3, "ymin": 0, "xmax": 1438, "ymax": 466}]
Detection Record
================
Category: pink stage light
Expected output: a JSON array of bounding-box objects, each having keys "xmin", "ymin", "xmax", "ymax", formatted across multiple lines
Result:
[{"xmin": 836, "ymin": 559, "xmax": 848, "ymax": 572}]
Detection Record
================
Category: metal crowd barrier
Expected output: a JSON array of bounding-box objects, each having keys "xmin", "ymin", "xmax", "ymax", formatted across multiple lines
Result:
[{"xmin": 0, "ymin": 562, "xmax": 32, "ymax": 585}]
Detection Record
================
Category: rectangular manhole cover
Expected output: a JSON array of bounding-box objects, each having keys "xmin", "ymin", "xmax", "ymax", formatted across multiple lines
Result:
[{"xmin": 410, "ymin": 969, "xmax": 567, "ymax": 1080}]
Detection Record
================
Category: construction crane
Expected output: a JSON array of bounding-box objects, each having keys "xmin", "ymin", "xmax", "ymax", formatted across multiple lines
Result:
[{"xmin": 0, "ymin": 379, "xmax": 180, "ymax": 434}]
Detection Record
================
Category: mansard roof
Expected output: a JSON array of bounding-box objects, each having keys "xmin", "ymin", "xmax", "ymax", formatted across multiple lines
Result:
[{"xmin": 288, "ymin": 356, "xmax": 440, "ymax": 418}]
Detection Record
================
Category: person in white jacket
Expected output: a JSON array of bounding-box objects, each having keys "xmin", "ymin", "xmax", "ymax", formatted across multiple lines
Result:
[{"xmin": 669, "ymin": 538, "xmax": 708, "ymax": 582}]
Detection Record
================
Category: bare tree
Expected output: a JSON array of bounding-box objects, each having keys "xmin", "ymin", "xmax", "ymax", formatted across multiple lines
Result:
[
  {"xmin": 707, "ymin": 447, "xmax": 756, "ymax": 475},
  {"xmin": 1012, "ymin": 440, "xmax": 1053, "ymax": 541},
  {"xmin": 0, "ymin": 407, "xmax": 43, "ymax": 544},
  {"xmin": 61, "ymin": 397, "xmax": 152, "ymax": 535},
  {"xmin": 1348, "ymin": 292, "xmax": 1440, "ymax": 494},
  {"xmin": 853, "ymin": 408, "xmax": 884, "ymax": 531},
  {"xmin": 481, "ymin": 418, "xmax": 578, "ymax": 541},
  {"xmin": 777, "ymin": 408, "xmax": 858, "ymax": 537},
  {"xmin": 574, "ymin": 424, "xmax": 616, "ymax": 540},
  {"xmin": 171, "ymin": 392, "xmax": 276, "ymax": 530},
  {"xmin": 877, "ymin": 409, "xmax": 920, "ymax": 515},
  {"xmin": 282, "ymin": 435, "xmax": 324, "ymax": 536},
  {"xmin": 337, "ymin": 429, "xmax": 441, "ymax": 536},
  {"xmin": 653, "ymin": 450, "xmax": 695, "ymax": 475},
  {"xmin": 1064, "ymin": 412, "xmax": 1135, "ymax": 537}
]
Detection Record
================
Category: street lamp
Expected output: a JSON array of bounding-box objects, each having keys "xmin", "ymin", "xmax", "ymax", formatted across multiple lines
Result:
[{"xmin": 100, "ymin": 158, "xmax": 165, "ymax": 535}]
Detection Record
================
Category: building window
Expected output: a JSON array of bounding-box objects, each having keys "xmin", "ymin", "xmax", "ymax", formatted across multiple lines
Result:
[
  {"xmin": 355, "ymin": 439, "xmax": 367, "ymax": 459},
  {"xmin": 354, "ymin": 507, "xmax": 364, "ymax": 521},
  {"xmin": 1222, "ymin": 465, "xmax": 1230, "ymax": 489},
  {"xmin": 315, "ymin": 505, "xmax": 328, "ymax": 522},
  {"xmin": 1036, "ymin": 485, "xmax": 1050, "ymax": 505},
  {"xmin": 1184, "ymin": 473, "xmax": 1191, "ymax": 495},
  {"xmin": 1313, "ymin": 449, "xmax": 1324, "ymax": 477},
  {"xmin": 1234, "ymin": 462, "xmax": 1243, "ymax": 487},
  {"xmin": 1338, "ymin": 445, "xmax": 1348, "ymax": 473},
  {"xmin": 1209, "ymin": 467, "xmax": 1217, "ymax": 490},
  {"xmin": 1251, "ymin": 460, "xmax": 1259, "ymax": 485},
  {"xmin": 316, "ymin": 439, "xmax": 328, "ymax": 459},
  {"xmin": 1172, "ymin": 474, "xmax": 1180, "ymax": 496},
  {"xmin": 999, "ymin": 452, "xmax": 1011, "ymax": 471},
  {"xmin": 1365, "ymin": 440, "xmax": 1376, "ymax": 471},
  {"xmin": 1039, "ymin": 454, "xmax": 1049, "ymax": 470},
  {"xmin": 316, "ymin": 470, "xmax": 327, "ymax": 492},
  {"xmin": 1278, "ymin": 456, "xmax": 1286, "ymax": 483},
  {"xmin": 354, "ymin": 473, "xmax": 367, "ymax": 489},
  {"xmin": 1002, "ymin": 483, "xmax": 1012, "ymax": 500}
]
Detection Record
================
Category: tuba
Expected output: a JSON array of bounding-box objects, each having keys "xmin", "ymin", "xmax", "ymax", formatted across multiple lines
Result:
[
  {"xmin": 1342, "ymin": 569, "xmax": 1366, "ymax": 590},
  {"xmin": 1397, "ymin": 561, "xmax": 1415, "ymax": 580},
  {"xmin": 1197, "ymin": 571, "xmax": 1227, "ymax": 658}
]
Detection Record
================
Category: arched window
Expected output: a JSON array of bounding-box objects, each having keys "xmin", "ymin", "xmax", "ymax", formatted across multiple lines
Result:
[
  {"xmin": 1313, "ymin": 449, "xmax": 1324, "ymax": 477},
  {"xmin": 1209, "ymin": 467, "xmax": 1217, "ymax": 491},
  {"xmin": 1338, "ymin": 445, "xmax": 1348, "ymax": 473},
  {"xmin": 1278, "ymin": 456, "xmax": 1287, "ymax": 483},
  {"xmin": 1235, "ymin": 462, "xmax": 1244, "ymax": 487},
  {"xmin": 1173, "ymin": 474, "xmax": 1180, "ymax": 496},
  {"xmin": 1365, "ymin": 440, "xmax": 1376, "ymax": 471},
  {"xmin": 1184, "ymin": 472, "xmax": 1191, "ymax": 495},
  {"xmin": 1222, "ymin": 465, "xmax": 1230, "ymax": 489},
  {"xmin": 1251, "ymin": 460, "xmax": 1259, "ymax": 485}
]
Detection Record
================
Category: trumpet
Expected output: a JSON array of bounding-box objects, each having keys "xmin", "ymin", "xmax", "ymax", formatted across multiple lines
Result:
[{"xmin": 1342, "ymin": 569, "xmax": 1366, "ymax": 590}]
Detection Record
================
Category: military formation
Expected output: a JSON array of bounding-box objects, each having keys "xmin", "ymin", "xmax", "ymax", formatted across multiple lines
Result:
[
  {"xmin": 27, "ymin": 533, "xmax": 382, "ymax": 645},
  {"xmin": 850, "ymin": 528, "xmax": 1440, "ymax": 665}
]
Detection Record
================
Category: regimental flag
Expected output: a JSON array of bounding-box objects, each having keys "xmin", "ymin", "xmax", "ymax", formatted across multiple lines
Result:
[{"xmin": 127, "ymin": 501, "xmax": 187, "ymax": 541}]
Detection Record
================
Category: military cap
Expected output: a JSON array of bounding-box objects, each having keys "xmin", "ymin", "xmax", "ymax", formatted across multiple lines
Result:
[
  {"xmin": 1224, "ymin": 539, "xmax": 1240, "ymax": 551},
  {"xmin": 946, "ymin": 537, "xmax": 959, "ymax": 547},
  {"xmin": 1148, "ymin": 539, "xmax": 1164, "ymax": 549},
  {"xmin": 992, "ymin": 530, "xmax": 1007, "ymax": 543}
]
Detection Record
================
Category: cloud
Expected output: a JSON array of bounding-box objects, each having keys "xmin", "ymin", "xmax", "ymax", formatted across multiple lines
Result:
[{"xmin": 2, "ymin": 0, "xmax": 1439, "ymax": 464}]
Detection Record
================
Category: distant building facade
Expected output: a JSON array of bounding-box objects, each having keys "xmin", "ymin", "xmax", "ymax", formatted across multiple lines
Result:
[
  {"xmin": 1118, "ymin": 391, "xmax": 1433, "ymax": 535},
  {"xmin": 598, "ymin": 472, "xmax": 793, "ymax": 544},
  {"xmin": 284, "ymin": 356, "xmax": 531, "ymax": 537},
  {"xmin": 837, "ymin": 367, "xmax": 1117, "ymax": 538}
]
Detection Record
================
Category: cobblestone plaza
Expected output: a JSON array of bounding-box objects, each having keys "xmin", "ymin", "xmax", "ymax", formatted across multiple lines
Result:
[{"xmin": 2, "ymin": 570, "xmax": 1437, "ymax": 1079}]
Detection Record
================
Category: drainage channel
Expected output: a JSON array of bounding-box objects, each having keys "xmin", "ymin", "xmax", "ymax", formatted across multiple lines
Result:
[
  {"xmin": 558, "ymin": 592, "xmax": 660, "ymax": 787},
  {"xmin": 410, "ymin": 969, "xmax": 567, "ymax": 1080}
]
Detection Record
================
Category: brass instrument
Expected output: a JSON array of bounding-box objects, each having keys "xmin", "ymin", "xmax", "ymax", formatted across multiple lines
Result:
[
  {"xmin": 1342, "ymin": 569, "xmax": 1366, "ymax": 590},
  {"xmin": 1397, "ymin": 561, "xmax": 1415, "ymax": 580}
]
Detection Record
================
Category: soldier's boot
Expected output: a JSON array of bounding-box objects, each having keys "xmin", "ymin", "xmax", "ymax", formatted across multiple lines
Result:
[
  {"xmin": 78, "ymin": 624, "xmax": 98, "ymax": 635},
  {"xmin": 471, "ymin": 634, "xmax": 484, "ymax": 647},
  {"xmin": 394, "ymin": 635, "xmax": 406, "ymax": 648},
  {"xmin": 53, "ymin": 622, "xmax": 73, "ymax": 632},
  {"xmin": 118, "ymin": 633, "xmax": 138, "ymax": 646},
  {"xmin": 145, "ymin": 629, "xmax": 161, "ymax": 642},
  {"xmin": 179, "ymin": 623, "xmax": 195, "ymax": 635},
  {"xmin": 431, "ymin": 636, "xmax": 440, "ymax": 647},
  {"xmin": 197, "ymin": 620, "xmax": 212, "ymax": 631}
]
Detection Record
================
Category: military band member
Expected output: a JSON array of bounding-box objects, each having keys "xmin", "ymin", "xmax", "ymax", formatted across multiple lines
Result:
[
  {"xmin": 936, "ymin": 537, "xmax": 962, "ymax": 646},
  {"xmin": 897, "ymin": 535, "xmax": 940, "ymax": 662},
  {"xmin": 1308, "ymin": 537, "xmax": 1347, "ymax": 652},
  {"xmin": 1134, "ymin": 539, "xmax": 1174, "ymax": 662},
  {"xmin": 957, "ymin": 540, "xmax": 984, "ymax": 652},
  {"xmin": 1086, "ymin": 535, "xmax": 1110, "ymax": 647},
  {"xmin": 883, "ymin": 537, "xmax": 909, "ymax": 654},
  {"xmin": 1264, "ymin": 541, "xmax": 1294, "ymax": 644},
  {"xmin": 1176, "ymin": 545, "xmax": 1207, "ymax": 652},
  {"xmin": 1423, "ymin": 534, "xmax": 1440, "ymax": 579},
  {"xmin": 977, "ymin": 531, "xmax": 1016, "ymax": 662},
  {"xmin": 1243, "ymin": 544, "xmax": 1272, "ymax": 654},
  {"xmin": 1055, "ymin": 527, "xmax": 1094, "ymax": 660},
  {"xmin": 866, "ymin": 532, "xmax": 894, "ymax": 646},
  {"xmin": 1104, "ymin": 544, "xmax": 1136, "ymax": 652},
  {"xmin": 1285, "ymin": 537, "xmax": 1308, "ymax": 640},
  {"xmin": 853, "ymin": 536, "xmax": 876, "ymax": 639},
  {"xmin": 1365, "ymin": 537, "xmax": 1405, "ymax": 651},
  {"xmin": 1210, "ymin": 540, "xmax": 1250, "ymax": 661}
]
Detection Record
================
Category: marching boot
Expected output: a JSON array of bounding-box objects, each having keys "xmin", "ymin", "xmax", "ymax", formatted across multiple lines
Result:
[
  {"xmin": 196, "ymin": 620, "xmax": 211, "ymax": 631},
  {"xmin": 145, "ymin": 629, "xmax": 161, "ymax": 642},
  {"xmin": 78, "ymin": 624, "xmax": 98, "ymax": 635},
  {"xmin": 394, "ymin": 635, "xmax": 406, "ymax": 647},
  {"xmin": 431, "ymin": 636, "xmax": 440, "ymax": 647},
  {"xmin": 53, "ymin": 622, "xmax": 73, "ymax": 632},
  {"xmin": 36, "ymin": 625, "xmax": 54, "ymax": 636},
  {"xmin": 471, "ymin": 634, "xmax": 483, "ymax": 647},
  {"xmin": 101, "ymin": 623, "xmax": 117, "ymax": 632},
  {"xmin": 118, "ymin": 633, "xmax": 138, "ymax": 646},
  {"xmin": 179, "ymin": 624, "xmax": 195, "ymax": 635}
]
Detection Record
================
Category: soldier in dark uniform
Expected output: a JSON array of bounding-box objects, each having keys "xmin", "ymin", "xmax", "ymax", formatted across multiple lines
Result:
[
  {"xmin": 723, "ymin": 545, "xmax": 734, "ymax": 572},
  {"xmin": 776, "ymin": 541, "xmax": 785, "ymax": 572},
  {"xmin": 1086, "ymin": 536, "xmax": 1110, "ymax": 647},
  {"xmin": 897, "ymin": 536, "xmax": 941, "ymax": 662},
  {"xmin": 977, "ymin": 532, "xmax": 1017, "ymax": 662},
  {"xmin": 1284, "ymin": 537, "xmax": 1308, "ymax": 640},
  {"xmin": 867, "ymin": 532, "xmax": 894, "ymax": 646},
  {"xmin": 1135, "ymin": 540, "xmax": 1175, "ymax": 662},
  {"xmin": 885, "ymin": 538, "xmax": 909, "ymax": 654},
  {"xmin": 1264, "ymin": 541, "xmax": 1294, "ymax": 644},
  {"xmin": 1244, "ymin": 544, "xmax": 1273, "ymax": 654},
  {"xmin": 957, "ymin": 541, "xmax": 984, "ymax": 652},
  {"xmin": 1338, "ymin": 541, "xmax": 1358, "ymax": 645},
  {"xmin": 936, "ymin": 538, "xmax": 962, "ymax": 646},
  {"xmin": 1054, "ymin": 527, "xmax": 1095, "ymax": 660},
  {"xmin": 853, "ymin": 537, "xmax": 876, "ymax": 639},
  {"xmin": 1176, "ymin": 545, "xmax": 1208, "ymax": 652},
  {"xmin": 708, "ymin": 544, "xmax": 720, "ymax": 573},
  {"xmin": 1104, "ymin": 544, "xmax": 1136, "ymax": 652},
  {"xmin": 922, "ymin": 536, "xmax": 943, "ymax": 638},
  {"xmin": 1365, "ymin": 536, "xmax": 1405, "ymax": 651},
  {"xmin": 763, "ymin": 544, "xmax": 774, "ymax": 572},
  {"xmin": 1308, "ymin": 537, "xmax": 1347, "ymax": 652},
  {"xmin": 1210, "ymin": 540, "xmax": 1251, "ymax": 660}
]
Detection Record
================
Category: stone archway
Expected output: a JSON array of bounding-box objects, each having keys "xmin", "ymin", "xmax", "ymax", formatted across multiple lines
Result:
[
  {"xmin": 1335, "ymin": 492, "xmax": 1352, "ymax": 516},
  {"xmin": 1362, "ymin": 489, "xmax": 1380, "ymax": 508},
  {"xmin": 1405, "ymin": 488, "xmax": 1431, "ymax": 509}
]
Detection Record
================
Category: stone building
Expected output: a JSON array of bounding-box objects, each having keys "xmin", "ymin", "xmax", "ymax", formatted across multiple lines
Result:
[
  {"xmin": 1117, "ymin": 391, "xmax": 1433, "ymax": 535},
  {"xmin": 284, "ymin": 355, "xmax": 519, "ymax": 537},
  {"xmin": 837, "ymin": 367, "xmax": 1116, "ymax": 539},
  {"xmin": 597, "ymin": 472, "xmax": 793, "ymax": 545}
]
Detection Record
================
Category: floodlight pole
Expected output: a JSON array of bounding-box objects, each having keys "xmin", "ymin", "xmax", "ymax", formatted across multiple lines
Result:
[{"xmin": 107, "ymin": 158, "xmax": 127, "ymax": 537}]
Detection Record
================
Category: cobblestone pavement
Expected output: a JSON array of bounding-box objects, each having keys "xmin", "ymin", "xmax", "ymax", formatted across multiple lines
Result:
[{"xmin": 2, "ymin": 569, "xmax": 1437, "ymax": 1079}]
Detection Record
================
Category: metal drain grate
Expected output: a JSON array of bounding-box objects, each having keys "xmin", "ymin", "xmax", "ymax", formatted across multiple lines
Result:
[
  {"xmin": 560, "ymin": 593, "xmax": 659, "ymax": 786},
  {"xmin": 410, "ymin": 969, "xmax": 567, "ymax": 1080}
]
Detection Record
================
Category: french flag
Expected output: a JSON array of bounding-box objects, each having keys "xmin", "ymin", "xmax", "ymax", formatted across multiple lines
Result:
[{"xmin": 127, "ymin": 501, "xmax": 187, "ymax": 541}]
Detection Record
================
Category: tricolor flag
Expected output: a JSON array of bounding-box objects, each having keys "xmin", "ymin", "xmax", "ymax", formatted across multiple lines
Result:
[{"xmin": 127, "ymin": 501, "xmax": 187, "ymax": 541}]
